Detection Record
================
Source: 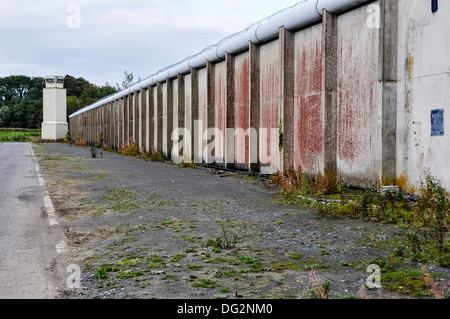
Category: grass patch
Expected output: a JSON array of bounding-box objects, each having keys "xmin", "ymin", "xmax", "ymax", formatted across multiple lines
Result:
[
  {"xmin": 0, "ymin": 129, "xmax": 41, "ymax": 142},
  {"xmin": 95, "ymin": 263, "xmax": 116, "ymax": 279},
  {"xmin": 268, "ymin": 261, "xmax": 300, "ymax": 272},
  {"xmin": 187, "ymin": 264, "xmax": 204, "ymax": 270},
  {"xmin": 192, "ymin": 278, "xmax": 219, "ymax": 289}
]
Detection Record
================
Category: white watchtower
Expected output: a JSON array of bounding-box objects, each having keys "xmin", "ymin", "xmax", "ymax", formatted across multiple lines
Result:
[{"xmin": 42, "ymin": 76, "xmax": 68, "ymax": 140}]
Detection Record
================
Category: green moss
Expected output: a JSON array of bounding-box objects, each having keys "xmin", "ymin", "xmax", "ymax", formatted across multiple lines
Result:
[
  {"xmin": 381, "ymin": 268, "xmax": 438, "ymax": 297},
  {"xmin": 117, "ymin": 271, "xmax": 144, "ymax": 279},
  {"xmin": 300, "ymin": 258, "xmax": 328, "ymax": 270},
  {"xmin": 161, "ymin": 274, "xmax": 179, "ymax": 281},
  {"xmin": 268, "ymin": 261, "xmax": 300, "ymax": 273},
  {"xmin": 168, "ymin": 254, "xmax": 186, "ymax": 263}
]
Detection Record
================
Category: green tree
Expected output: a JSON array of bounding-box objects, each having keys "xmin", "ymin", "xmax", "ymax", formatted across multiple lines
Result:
[
  {"xmin": 0, "ymin": 74, "xmax": 117, "ymax": 129},
  {"xmin": 64, "ymin": 75, "xmax": 90, "ymax": 97},
  {"xmin": 0, "ymin": 75, "xmax": 32, "ymax": 103}
]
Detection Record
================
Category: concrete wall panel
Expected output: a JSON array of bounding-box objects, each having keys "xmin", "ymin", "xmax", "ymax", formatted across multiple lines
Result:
[
  {"xmin": 259, "ymin": 39, "xmax": 281, "ymax": 174},
  {"xmin": 294, "ymin": 23, "xmax": 324, "ymax": 175},
  {"xmin": 234, "ymin": 52, "xmax": 250, "ymax": 168},
  {"xmin": 184, "ymin": 74, "xmax": 192, "ymax": 162},
  {"xmin": 397, "ymin": 0, "xmax": 450, "ymax": 190},
  {"xmin": 214, "ymin": 61, "xmax": 227, "ymax": 165},
  {"xmin": 198, "ymin": 68, "xmax": 208, "ymax": 162},
  {"xmin": 336, "ymin": 5, "xmax": 382, "ymax": 186}
]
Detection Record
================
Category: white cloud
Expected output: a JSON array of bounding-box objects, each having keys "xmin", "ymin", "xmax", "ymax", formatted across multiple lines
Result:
[{"xmin": 0, "ymin": 0, "xmax": 307, "ymax": 86}]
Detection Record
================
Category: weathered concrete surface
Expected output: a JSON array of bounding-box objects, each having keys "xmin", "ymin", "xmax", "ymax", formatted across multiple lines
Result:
[
  {"xmin": 234, "ymin": 52, "xmax": 250, "ymax": 168},
  {"xmin": 259, "ymin": 39, "xmax": 281, "ymax": 174},
  {"xmin": 397, "ymin": 0, "xmax": 450, "ymax": 191},
  {"xmin": 69, "ymin": 0, "xmax": 450, "ymax": 190},
  {"xmin": 214, "ymin": 61, "xmax": 227, "ymax": 166},
  {"xmin": 336, "ymin": 3, "xmax": 382, "ymax": 187},
  {"xmin": 294, "ymin": 23, "xmax": 324, "ymax": 175}
]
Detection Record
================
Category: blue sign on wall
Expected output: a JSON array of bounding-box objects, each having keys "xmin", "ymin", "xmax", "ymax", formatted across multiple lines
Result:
[
  {"xmin": 431, "ymin": 109, "xmax": 444, "ymax": 136},
  {"xmin": 432, "ymin": 0, "xmax": 439, "ymax": 13}
]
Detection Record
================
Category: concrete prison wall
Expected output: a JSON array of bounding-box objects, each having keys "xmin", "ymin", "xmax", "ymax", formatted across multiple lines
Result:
[{"xmin": 68, "ymin": 0, "xmax": 450, "ymax": 191}]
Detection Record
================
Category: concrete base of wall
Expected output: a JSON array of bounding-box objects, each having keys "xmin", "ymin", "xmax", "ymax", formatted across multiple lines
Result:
[{"xmin": 42, "ymin": 122, "xmax": 68, "ymax": 140}]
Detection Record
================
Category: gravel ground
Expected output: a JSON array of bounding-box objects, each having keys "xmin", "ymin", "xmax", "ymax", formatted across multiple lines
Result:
[{"xmin": 32, "ymin": 143, "xmax": 448, "ymax": 300}]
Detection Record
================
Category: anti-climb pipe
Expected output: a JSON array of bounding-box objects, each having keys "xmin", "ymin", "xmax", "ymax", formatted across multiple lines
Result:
[{"xmin": 70, "ymin": 0, "xmax": 373, "ymax": 118}]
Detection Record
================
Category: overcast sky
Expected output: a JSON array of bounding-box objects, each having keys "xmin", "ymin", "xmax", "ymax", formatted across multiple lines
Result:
[{"xmin": 0, "ymin": 0, "xmax": 307, "ymax": 87}]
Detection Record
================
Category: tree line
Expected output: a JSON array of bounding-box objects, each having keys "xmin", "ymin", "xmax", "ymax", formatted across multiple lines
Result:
[{"xmin": 0, "ymin": 72, "xmax": 135, "ymax": 129}]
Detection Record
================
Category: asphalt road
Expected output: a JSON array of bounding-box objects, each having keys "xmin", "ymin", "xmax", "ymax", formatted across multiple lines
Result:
[{"xmin": 0, "ymin": 143, "xmax": 63, "ymax": 299}]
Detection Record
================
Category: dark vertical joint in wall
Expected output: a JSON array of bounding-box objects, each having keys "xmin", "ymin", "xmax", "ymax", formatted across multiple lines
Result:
[
  {"xmin": 322, "ymin": 9, "xmax": 338, "ymax": 176},
  {"xmin": 249, "ymin": 41, "xmax": 261, "ymax": 173},
  {"xmin": 225, "ymin": 52, "xmax": 236, "ymax": 169},
  {"xmin": 380, "ymin": 0, "xmax": 398, "ymax": 183},
  {"xmin": 280, "ymin": 27, "xmax": 295, "ymax": 173}
]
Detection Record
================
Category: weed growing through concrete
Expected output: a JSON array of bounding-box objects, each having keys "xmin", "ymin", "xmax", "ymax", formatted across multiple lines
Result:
[
  {"xmin": 306, "ymin": 270, "xmax": 331, "ymax": 299},
  {"xmin": 118, "ymin": 143, "xmax": 139, "ymax": 157},
  {"xmin": 180, "ymin": 160, "xmax": 197, "ymax": 169}
]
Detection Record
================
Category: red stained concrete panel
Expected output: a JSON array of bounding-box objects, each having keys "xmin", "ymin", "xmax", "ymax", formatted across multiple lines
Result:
[
  {"xmin": 234, "ymin": 52, "xmax": 250, "ymax": 166},
  {"xmin": 337, "ymin": 6, "xmax": 381, "ymax": 186},
  {"xmin": 259, "ymin": 40, "xmax": 281, "ymax": 173},
  {"xmin": 294, "ymin": 24, "xmax": 324, "ymax": 174}
]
